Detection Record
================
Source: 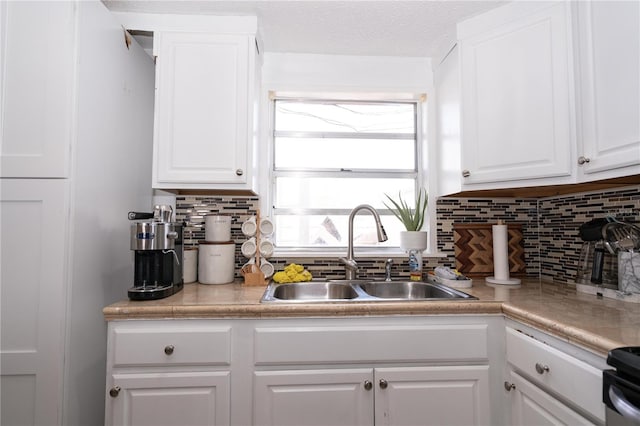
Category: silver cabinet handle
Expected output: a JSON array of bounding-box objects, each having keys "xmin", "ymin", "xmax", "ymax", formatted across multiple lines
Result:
[
  {"xmin": 610, "ymin": 384, "xmax": 640, "ymax": 421},
  {"xmin": 379, "ymin": 379, "xmax": 388, "ymax": 389},
  {"xmin": 164, "ymin": 345, "xmax": 175, "ymax": 355},
  {"xmin": 578, "ymin": 156, "xmax": 591, "ymax": 165},
  {"xmin": 236, "ymin": 169, "xmax": 244, "ymax": 176},
  {"xmin": 504, "ymin": 381, "xmax": 516, "ymax": 391},
  {"xmin": 535, "ymin": 363, "xmax": 549, "ymax": 374},
  {"xmin": 462, "ymin": 170, "xmax": 471, "ymax": 178},
  {"xmin": 109, "ymin": 386, "xmax": 121, "ymax": 398},
  {"xmin": 364, "ymin": 380, "xmax": 372, "ymax": 391}
]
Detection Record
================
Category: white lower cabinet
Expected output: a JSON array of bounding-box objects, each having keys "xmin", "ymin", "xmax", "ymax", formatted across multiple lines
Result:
[
  {"xmin": 508, "ymin": 371, "xmax": 595, "ymax": 426},
  {"xmin": 253, "ymin": 366, "xmax": 490, "ymax": 426},
  {"xmin": 375, "ymin": 366, "xmax": 490, "ymax": 426},
  {"xmin": 254, "ymin": 369, "xmax": 374, "ymax": 426},
  {"xmin": 105, "ymin": 316, "xmax": 504, "ymax": 426},
  {"xmin": 110, "ymin": 372, "xmax": 230, "ymax": 426},
  {"xmin": 505, "ymin": 326, "xmax": 606, "ymax": 425},
  {"xmin": 105, "ymin": 321, "xmax": 233, "ymax": 426},
  {"xmin": 251, "ymin": 316, "xmax": 499, "ymax": 426}
]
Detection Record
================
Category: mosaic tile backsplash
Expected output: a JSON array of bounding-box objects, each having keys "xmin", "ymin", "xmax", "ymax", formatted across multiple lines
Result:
[{"xmin": 175, "ymin": 185, "xmax": 640, "ymax": 284}]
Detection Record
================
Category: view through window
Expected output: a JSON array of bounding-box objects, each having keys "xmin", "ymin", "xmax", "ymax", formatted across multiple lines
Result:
[{"xmin": 272, "ymin": 98, "xmax": 421, "ymax": 250}]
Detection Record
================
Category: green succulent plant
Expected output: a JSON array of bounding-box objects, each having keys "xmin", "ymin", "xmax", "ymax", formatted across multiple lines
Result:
[{"xmin": 383, "ymin": 188, "xmax": 428, "ymax": 232}]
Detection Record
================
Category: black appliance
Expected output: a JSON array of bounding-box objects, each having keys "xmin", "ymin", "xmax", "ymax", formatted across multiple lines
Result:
[
  {"xmin": 604, "ymin": 347, "xmax": 640, "ymax": 425},
  {"xmin": 578, "ymin": 218, "xmax": 617, "ymax": 286},
  {"xmin": 128, "ymin": 205, "xmax": 184, "ymax": 300}
]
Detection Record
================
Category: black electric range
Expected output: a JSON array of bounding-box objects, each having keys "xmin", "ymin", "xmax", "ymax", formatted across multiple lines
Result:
[{"xmin": 604, "ymin": 347, "xmax": 640, "ymax": 425}]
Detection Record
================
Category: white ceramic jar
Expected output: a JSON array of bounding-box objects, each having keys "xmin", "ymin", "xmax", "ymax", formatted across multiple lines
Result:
[
  {"xmin": 205, "ymin": 215, "xmax": 231, "ymax": 242},
  {"xmin": 183, "ymin": 246, "xmax": 198, "ymax": 283},
  {"xmin": 198, "ymin": 241, "xmax": 235, "ymax": 284}
]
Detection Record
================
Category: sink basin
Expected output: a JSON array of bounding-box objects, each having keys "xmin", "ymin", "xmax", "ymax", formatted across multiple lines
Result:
[
  {"xmin": 261, "ymin": 280, "xmax": 476, "ymax": 303},
  {"xmin": 357, "ymin": 281, "xmax": 474, "ymax": 300},
  {"xmin": 269, "ymin": 282, "xmax": 359, "ymax": 302}
]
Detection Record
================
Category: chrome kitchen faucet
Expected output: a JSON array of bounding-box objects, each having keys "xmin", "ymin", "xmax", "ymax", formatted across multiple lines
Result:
[{"xmin": 339, "ymin": 205, "xmax": 388, "ymax": 280}]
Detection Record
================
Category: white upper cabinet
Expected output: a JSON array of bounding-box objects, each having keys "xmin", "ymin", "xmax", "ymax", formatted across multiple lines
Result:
[
  {"xmin": 152, "ymin": 31, "xmax": 258, "ymax": 190},
  {"xmin": 458, "ymin": 2, "xmax": 574, "ymax": 186},
  {"xmin": 574, "ymin": 1, "xmax": 640, "ymax": 177},
  {"xmin": 0, "ymin": 2, "xmax": 75, "ymax": 178},
  {"xmin": 437, "ymin": 0, "xmax": 640, "ymax": 194}
]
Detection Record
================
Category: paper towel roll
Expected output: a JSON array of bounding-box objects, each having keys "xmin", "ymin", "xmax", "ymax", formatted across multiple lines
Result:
[
  {"xmin": 486, "ymin": 222, "xmax": 521, "ymax": 286},
  {"xmin": 492, "ymin": 224, "xmax": 510, "ymax": 280}
]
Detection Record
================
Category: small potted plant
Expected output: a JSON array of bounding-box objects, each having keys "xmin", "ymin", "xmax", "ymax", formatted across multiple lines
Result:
[{"xmin": 384, "ymin": 188, "xmax": 428, "ymax": 251}]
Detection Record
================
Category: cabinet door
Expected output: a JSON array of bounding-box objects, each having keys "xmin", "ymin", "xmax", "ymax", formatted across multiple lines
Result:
[
  {"xmin": 509, "ymin": 371, "xmax": 596, "ymax": 426},
  {"xmin": 0, "ymin": 2, "xmax": 75, "ymax": 178},
  {"xmin": 459, "ymin": 2, "xmax": 573, "ymax": 185},
  {"xmin": 375, "ymin": 366, "xmax": 490, "ymax": 426},
  {"xmin": 576, "ymin": 1, "xmax": 640, "ymax": 176},
  {"xmin": 0, "ymin": 179, "xmax": 69, "ymax": 425},
  {"xmin": 153, "ymin": 32, "xmax": 251, "ymax": 188},
  {"xmin": 108, "ymin": 371, "xmax": 230, "ymax": 426},
  {"xmin": 253, "ymin": 369, "xmax": 374, "ymax": 426}
]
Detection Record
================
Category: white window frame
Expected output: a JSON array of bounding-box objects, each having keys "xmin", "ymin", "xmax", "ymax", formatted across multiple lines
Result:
[{"xmin": 259, "ymin": 91, "xmax": 434, "ymax": 258}]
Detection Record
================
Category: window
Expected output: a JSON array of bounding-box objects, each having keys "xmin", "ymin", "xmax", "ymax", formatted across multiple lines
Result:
[{"xmin": 270, "ymin": 97, "xmax": 424, "ymax": 251}]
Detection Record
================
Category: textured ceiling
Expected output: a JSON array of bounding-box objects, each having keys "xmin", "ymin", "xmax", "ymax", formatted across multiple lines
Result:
[{"xmin": 103, "ymin": 1, "xmax": 508, "ymax": 58}]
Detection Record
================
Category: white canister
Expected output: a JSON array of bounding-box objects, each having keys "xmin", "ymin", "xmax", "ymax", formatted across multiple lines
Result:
[
  {"xmin": 183, "ymin": 247, "xmax": 198, "ymax": 283},
  {"xmin": 205, "ymin": 215, "xmax": 231, "ymax": 242},
  {"xmin": 198, "ymin": 241, "xmax": 235, "ymax": 284}
]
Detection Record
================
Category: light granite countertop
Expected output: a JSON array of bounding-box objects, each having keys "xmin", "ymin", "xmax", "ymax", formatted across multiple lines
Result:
[{"xmin": 103, "ymin": 278, "xmax": 640, "ymax": 356}]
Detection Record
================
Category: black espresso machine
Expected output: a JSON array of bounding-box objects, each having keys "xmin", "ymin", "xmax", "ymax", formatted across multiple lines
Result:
[{"xmin": 128, "ymin": 205, "xmax": 184, "ymax": 300}]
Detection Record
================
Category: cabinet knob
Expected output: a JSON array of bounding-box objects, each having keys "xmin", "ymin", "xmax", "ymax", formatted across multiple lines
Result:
[
  {"xmin": 109, "ymin": 386, "xmax": 121, "ymax": 398},
  {"xmin": 364, "ymin": 380, "xmax": 372, "ymax": 391},
  {"xmin": 462, "ymin": 170, "xmax": 471, "ymax": 178},
  {"xmin": 535, "ymin": 363, "xmax": 550, "ymax": 374},
  {"xmin": 578, "ymin": 156, "xmax": 591, "ymax": 165},
  {"xmin": 236, "ymin": 169, "xmax": 244, "ymax": 176},
  {"xmin": 504, "ymin": 381, "xmax": 516, "ymax": 391},
  {"xmin": 379, "ymin": 379, "xmax": 388, "ymax": 389},
  {"xmin": 164, "ymin": 345, "xmax": 175, "ymax": 355}
]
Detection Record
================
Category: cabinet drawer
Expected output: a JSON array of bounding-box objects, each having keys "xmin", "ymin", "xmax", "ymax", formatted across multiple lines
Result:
[
  {"xmin": 255, "ymin": 324, "xmax": 488, "ymax": 365},
  {"xmin": 112, "ymin": 325, "xmax": 231, "ymax": 367},
  {"xmin": 506, "ymin": 327, "xmax": 604, "ymax": 422}
]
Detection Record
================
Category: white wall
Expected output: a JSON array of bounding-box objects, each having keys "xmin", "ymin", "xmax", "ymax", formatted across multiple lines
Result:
[
  {"xmin": 262, "ymin": 52, "xmax": 432, "ymax": 92},
  {"xmin": 62, "ymin": 2, "xmax": 154, "ymax": 424}
]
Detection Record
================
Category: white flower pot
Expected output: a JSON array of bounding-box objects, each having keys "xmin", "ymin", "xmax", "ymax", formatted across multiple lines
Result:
[{"xmin": 400, "ymin": 231, "xmax": 428, "ymax": 252}]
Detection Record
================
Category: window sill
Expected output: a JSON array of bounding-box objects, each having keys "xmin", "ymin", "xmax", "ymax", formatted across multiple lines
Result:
[{"xmin": 271, "ymin": 248, "xmax": 448, "ymax": 259}]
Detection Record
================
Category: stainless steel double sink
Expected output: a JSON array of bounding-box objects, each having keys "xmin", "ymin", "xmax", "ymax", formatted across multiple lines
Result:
[{"xmin": 261, "ymin": 280, "xmax": 477, "ymax": 303}]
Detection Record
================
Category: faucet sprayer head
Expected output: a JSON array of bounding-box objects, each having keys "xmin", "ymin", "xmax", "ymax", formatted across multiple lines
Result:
[{"xmin": 376, "ymin": 223, "xmax": 388, "ymax": 243}]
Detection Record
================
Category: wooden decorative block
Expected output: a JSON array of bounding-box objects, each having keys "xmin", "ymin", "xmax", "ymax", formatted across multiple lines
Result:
[{"xmin": 453, "ymin": 223, "xmax": 526, "ymax": 277}]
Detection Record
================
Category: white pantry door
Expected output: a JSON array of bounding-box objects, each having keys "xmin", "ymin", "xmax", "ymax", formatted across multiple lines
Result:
[
  {"xmin": 0, "ymin": 179, "xmax": 69, "ymax": 425},
  {"xmin": 0, "ymin": 2, "xmax": 75, "ymax": 178}
]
